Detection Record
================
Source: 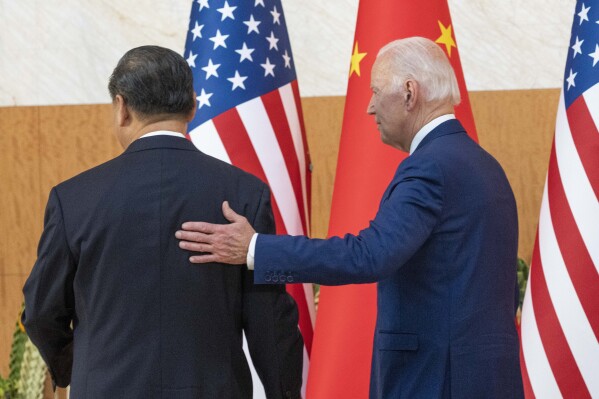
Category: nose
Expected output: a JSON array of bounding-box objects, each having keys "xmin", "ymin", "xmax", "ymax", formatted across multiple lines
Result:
[{"xmin": 367, "ymin": 96, "xmax": 375, "ymax": 114}]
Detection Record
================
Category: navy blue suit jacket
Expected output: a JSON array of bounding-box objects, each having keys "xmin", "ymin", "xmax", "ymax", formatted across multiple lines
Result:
[
  {"xmin": 254, "ymin": 120, "xmax": 524, "ymax": 398},
  {"xmin": 23, "ymin": 136, "xmax": 303, "ymax": 398}
]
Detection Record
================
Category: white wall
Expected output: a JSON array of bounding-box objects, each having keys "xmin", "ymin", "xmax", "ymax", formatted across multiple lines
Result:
[{"xmin": 0, "ymin": 0, "xmax": 574, "ymax": 106}]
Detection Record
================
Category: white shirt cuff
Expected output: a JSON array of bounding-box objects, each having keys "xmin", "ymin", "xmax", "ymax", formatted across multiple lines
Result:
[{"xmin": 246, "ymin": 233, "xmax": 259, "ymax": 270}]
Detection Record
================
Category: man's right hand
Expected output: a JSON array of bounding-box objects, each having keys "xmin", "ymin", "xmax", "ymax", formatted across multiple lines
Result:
[{"xmin": 176, "ymin": 201, "xmax": 256, "ymax": 265}]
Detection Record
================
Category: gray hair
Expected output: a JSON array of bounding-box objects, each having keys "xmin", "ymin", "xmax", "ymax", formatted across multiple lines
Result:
[{"xmin": 378, "ymin": 37, "xmax": 461, "ymax": 105}]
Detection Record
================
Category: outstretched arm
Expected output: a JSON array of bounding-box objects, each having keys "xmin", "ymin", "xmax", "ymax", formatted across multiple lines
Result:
[{"xmin": 177, "ymin": 156, "xmax": 444, "ymax": 285}]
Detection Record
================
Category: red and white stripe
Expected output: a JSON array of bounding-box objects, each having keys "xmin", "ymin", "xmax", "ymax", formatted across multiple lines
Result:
[
  {"xmin": 189, "ymin": 81, "xmax": 315, "ymax": 397},
  {"xmin": 520, "ymin": 83, "xmax": 599, "ymax": 398}
]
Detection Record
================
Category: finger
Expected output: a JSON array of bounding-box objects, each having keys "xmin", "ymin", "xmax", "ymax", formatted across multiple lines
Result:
[
  {"xmin": 175, "ymin": 230, "xmax": 214, "ymax": 244},
  {"xmin": 179, "ymin": 241, "xmax": 213, "ymax": 253},
  {"xmin": 222, "ymin": 201, "xmax": 245, "ymax": 223},
  {"xmin": 181, "ymin": 221, "xmax": 219, "ymax": 233},
  {"xmin": 189, "ymin": 254, "xmax": 219, "ymax": 264}
]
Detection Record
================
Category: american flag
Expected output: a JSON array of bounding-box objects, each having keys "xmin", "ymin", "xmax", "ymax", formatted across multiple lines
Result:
[
  {"xmin": 182, "ymin": 0, "xmax": 314, "ymax": 397},
  {"xmin": 520, "ymin": 1, "xmax": 599, "ymax": 397}
]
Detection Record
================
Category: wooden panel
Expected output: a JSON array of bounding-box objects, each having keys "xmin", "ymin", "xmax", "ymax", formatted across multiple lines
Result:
[
  {"xmin": 472, "ymin": 89, "xmax": 559, "ymax": 263},
  {"xmin": 301, "ymin": 97, "xmax": 345, "ymax": 239},
  {"xmin": 0, "ymin": 106, "xmax": 41, "ymax": 275},
  {"xmin": 0, "ymin": 274, "xmax": 27, "ymax": 377},
  {"xmin": 38, "ymin": 104, "xmax": 121, "ymax": 202}
]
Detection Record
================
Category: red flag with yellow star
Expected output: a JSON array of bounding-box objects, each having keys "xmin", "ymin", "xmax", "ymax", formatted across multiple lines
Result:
[{"xmin": 306, "ymin": 1, "xmax": 477, "ymax": 398}]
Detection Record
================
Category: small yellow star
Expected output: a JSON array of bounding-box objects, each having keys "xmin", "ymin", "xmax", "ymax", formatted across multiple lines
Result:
[
  {"xmin": 435, "ymin": 21, "xmax": 456, "ymax": 57},
  {"xmin": 349, "ymin": 41, "xmax": 367, "ymax": 77}
]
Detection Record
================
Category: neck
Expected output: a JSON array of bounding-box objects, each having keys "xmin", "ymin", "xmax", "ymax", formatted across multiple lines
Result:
[
  {"xmin": 136, "ymin": 119, "xmax": 187, "ymax": 138},
  {"xmin": 125, "ymin": 119, "xmax": 188, "ymax": 147},
  {"xmin": 404, "ymin": 102, "xmax": 454, "ymax": 150},
  {"xmin": 417, "ymin": 101, "xmax": 454, "ymax": 130}
]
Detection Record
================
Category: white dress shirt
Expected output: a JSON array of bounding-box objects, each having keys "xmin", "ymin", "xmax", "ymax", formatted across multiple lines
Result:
[{"xmin": 139, "ymin": 130, "xmax": 186, "ymax": 139}]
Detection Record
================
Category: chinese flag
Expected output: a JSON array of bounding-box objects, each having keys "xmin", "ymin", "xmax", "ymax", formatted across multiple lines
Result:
[{"xmin": 306, "ymin": 1, "xmax": 477, "ymax": 398}]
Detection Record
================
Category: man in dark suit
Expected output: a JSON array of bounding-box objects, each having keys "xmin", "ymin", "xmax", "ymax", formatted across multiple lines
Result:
[
  {"xmin": 22, "ymin": 45, "xmax": 303, "ymax": 399},
  {"xmin": 177, "ymin": 37, "xmax": 524, "ymax": 398}
]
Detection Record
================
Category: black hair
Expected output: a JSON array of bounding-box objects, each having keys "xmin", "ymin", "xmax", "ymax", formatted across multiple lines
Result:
[{"xmin": 108, "ymin": 45, "xmax": 194, "ymax": 118}]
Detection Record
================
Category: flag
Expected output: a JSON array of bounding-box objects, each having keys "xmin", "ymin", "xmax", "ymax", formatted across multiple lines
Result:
[
  {"xmin": 183, "ymin": 1, "xmax": 315, "ymax": 397},
  {"xmin": 306, "ymin": 1, "xmax": 477, "ymax": 398},
  {"xmin": 519, "ymin": 1, "xmax": 599, "ymax": 397}
]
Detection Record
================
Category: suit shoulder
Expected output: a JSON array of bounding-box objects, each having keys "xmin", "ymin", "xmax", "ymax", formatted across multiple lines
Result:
[
  {"xmin": 421, "ymin": 131, "xmax": 476, "ymax": 152},
  {"xmin": 398, "ymin": 147, "xmax": 444, "ymax": 178},
  {"xmin": 200, "ymin": 153, "xmax": 267, "ymax": 190},
  {"xmin": 432, "ymin": 133, "xmax": 505, "ymax": 171},
  {"xmin": 415, "ymin": 132, "xmax": 494, "ymax": 167},
  {"xmin": 54, "ymin": 154, "xmax": 125, "ymax": 193},
  {"xmin": 414, "ymin": 132, "xmax": 512, "ymax": 195}
]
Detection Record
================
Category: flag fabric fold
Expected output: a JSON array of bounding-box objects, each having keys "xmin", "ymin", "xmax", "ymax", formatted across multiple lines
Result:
[
  {"xmin": 520, "ymin": 1, "xmax": 599, "ymax": 397},
  {"xmin": 183, "ymin": 1, "xmax": 314, "ymax": 397},
  {"xmin": 306, "ymin": 1, "xmax": 477, "ymax": 398}
]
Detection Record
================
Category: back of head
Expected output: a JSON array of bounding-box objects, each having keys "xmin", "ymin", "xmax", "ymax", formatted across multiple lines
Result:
[
  {"xmin": 378, "ymin": 37, "xmax": 461, "ymax": 106},
  {"xmin": 108, "ymin": 45, "xmax": 195, "ymax": 119}
]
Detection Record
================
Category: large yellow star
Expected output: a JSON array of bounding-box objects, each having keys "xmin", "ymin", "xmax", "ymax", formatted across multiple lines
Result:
[
  {"xmin": 435, "ymin": 21, "xmax": 456, "ymax": 57},
  {"xmin": 349, "ymin": 41, "xmax": 367, "ymax": 77}
]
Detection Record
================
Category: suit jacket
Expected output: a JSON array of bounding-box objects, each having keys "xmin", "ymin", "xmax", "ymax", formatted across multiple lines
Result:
[
  {"xmin": 254, "ymin": 120, "xmax": 524, "ymax": 398},
  {"xmin": 22, "ymin": 136, "xmax": 303, "ymax": 399}
]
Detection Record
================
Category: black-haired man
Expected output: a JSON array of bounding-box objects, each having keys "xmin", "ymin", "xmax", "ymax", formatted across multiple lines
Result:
[{"xmin": 22, "ymin": 45, "xmax": 303, "ymax": 398}]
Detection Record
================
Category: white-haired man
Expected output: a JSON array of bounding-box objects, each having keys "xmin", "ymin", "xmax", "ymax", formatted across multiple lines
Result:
[{"xmin": 176, "ymin": 37, "xmax": 525, "ymax": 398}]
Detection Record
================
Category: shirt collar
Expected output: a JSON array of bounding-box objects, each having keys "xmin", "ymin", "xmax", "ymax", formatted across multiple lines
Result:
[
  {"xmin": 139, "ymin": 130, "xmax": 186, "ymax": 139},
  {"xmin": 409, "ymin": 114, "xmax": 455, "ymax": 154}
]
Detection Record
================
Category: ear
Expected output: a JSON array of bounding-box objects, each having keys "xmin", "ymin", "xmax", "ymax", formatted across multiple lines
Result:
[
  {"xmin": 404, "ymin": 80, "xmax": 418, "ymax": 110},
  {"xmin": 114, "ymin": 95, "xmax": 131, "ymax": 127}
]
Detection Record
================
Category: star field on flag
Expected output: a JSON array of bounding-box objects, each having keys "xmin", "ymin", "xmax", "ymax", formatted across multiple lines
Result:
[{"xmin": 185, "ymin": 0, "xmax": 297, "ymax": 132}]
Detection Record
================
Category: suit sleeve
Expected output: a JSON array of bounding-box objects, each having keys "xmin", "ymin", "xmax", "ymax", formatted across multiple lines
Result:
[
  {"xmin": 254, "ymin": 156, "xmax": 444, "ymax": 285},
  {"xmin": 22, "ymin": 188, "xmax": 75, "ymax": 388},
  {"xmin": 241, "ymin": 185, "xmax": 304, "ymax": 399}
]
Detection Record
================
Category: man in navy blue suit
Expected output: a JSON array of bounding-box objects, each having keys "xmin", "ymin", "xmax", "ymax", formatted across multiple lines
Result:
[
  {"xmin": 22, "ymin": 46, "xmax": 303, "ymax": 398},
  {"xmin": 177, "ymin": 37, "xmax": 524, "ymax": 398}
]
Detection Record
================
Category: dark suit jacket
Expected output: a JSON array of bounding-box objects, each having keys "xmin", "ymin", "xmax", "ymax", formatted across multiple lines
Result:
[
  {"xmin": 22, "ymin": 135, "xmax": 303, "ymax": 399},
  {"xmin": 253, "ymin": 120, "xmax": 524, "ymax": 398}
]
